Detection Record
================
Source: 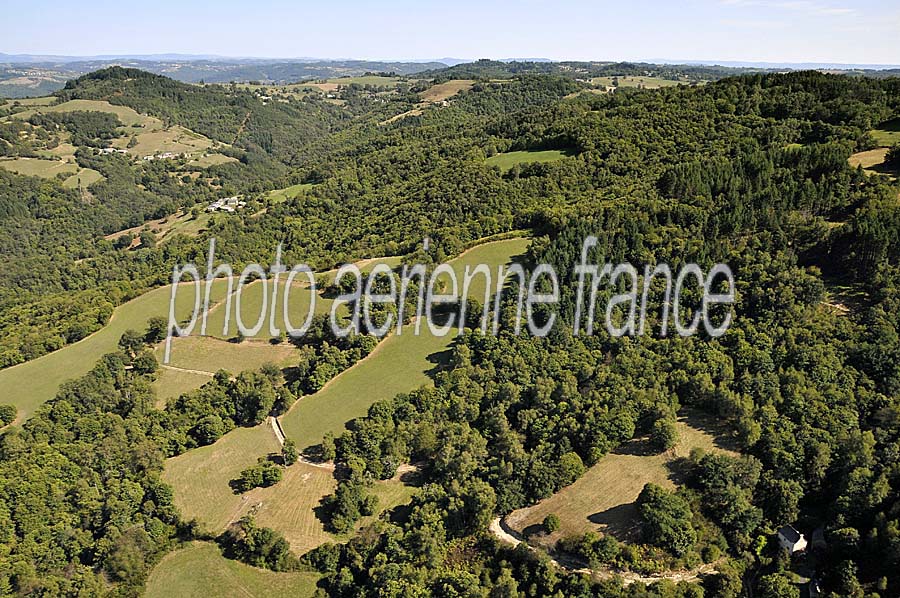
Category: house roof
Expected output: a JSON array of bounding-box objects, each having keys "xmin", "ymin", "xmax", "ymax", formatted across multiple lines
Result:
[{"xmin": 778, "ymin": 525, "xmax": 802, "ymax": 543}]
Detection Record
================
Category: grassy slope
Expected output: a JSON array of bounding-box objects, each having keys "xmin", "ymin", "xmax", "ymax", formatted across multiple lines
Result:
[
  {"xmin": 10, "ymin": 99, "xmax": 152, "ymax": 126},
  {"xmin": 152, "ymin": 336, "xmax": 300, "ymax": 404},
  {"xmin": 280, "ymin": 237, "xmax": 531, "ymax": 450},
  {"xmin": 163, "ymin": 424, "xmax": 415, "ymax": 553},
  {"xmin": 145, "ymin": 542, "xmax": 319, "ymax": 598},
  {"xmin": 872, "ymin": 119, "xmax": 900, "ymax": 146},
  {"xmin": 0, "ymin": 157, "xmax": 78, "ymax": 178},
  {"xmin": 0, "ymin": 280, "xmax": 230, "ymax": 422},
  {"xmin": 506, "ymin": 409, "xmax": 740, "ymax": 543}
]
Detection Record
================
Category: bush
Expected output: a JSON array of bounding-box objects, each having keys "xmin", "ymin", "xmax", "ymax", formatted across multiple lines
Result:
[
  {"xmin": 0, "ymin": 404, "xmax": 15, "ymax": 426},
  {"xmin": 650, "ymin": 416, "xmax": 678, "ymax": 452},
  {"xmin": 543, "ymin": 513, "xmax": 561, "ymax": 533},
  {"xmin": 232, "ymin": 458, "xmax": 283, "ymax": 493}
]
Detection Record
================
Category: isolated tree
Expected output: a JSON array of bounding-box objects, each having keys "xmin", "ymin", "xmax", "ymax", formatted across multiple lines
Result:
[
  {"xmin": 282, "ymin": 439, "xmax": 298, "ymax": 466},
  {"xmin": 144, "ymin": 316, "xmax": 168, "ymax": 344},
  {"xmin": 118, "ymin": 329, "xmax": 144, "ymax": 357},
  {"xmin": 543, "ymin": 513, "xmax": 560, "ymax": 533}
]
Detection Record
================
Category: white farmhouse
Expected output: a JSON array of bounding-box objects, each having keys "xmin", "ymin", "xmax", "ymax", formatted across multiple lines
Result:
[{"xmin": 777, "ymin": 525, "xmax": 808, "ymax": 554}]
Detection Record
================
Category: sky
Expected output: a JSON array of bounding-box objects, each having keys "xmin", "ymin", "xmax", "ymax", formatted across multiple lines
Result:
[{"xmin": 2, "ymin": 0, "xmax": 898, "ymax": 65}]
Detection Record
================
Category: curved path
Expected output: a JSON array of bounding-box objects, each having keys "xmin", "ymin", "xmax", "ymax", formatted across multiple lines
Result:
[{"xmin": 488, "ymin": 517, "xmax": 718, "ymax": 586}]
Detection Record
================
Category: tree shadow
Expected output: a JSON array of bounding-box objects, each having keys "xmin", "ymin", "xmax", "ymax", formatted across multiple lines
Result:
[
  {"xmin": 587, "ymin": 503, "xmax": 642, "ymax": 542},
  {"xmin": 612, "ymin": 436, "xmax": 661, "ymax": 457},
  {"xmin": 522, "ymin": 523, "xmax": 546, "ymax": 539}
]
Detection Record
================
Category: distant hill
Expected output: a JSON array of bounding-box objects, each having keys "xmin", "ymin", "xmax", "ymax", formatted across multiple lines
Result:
[{"xmin": 0, "ymin": 57, "xmax": 448, "ymax": 97}]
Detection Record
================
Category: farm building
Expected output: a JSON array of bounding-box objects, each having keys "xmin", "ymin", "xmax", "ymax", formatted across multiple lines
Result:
[{"xmin": 777, "ymin": 525, "xmax": 808, "ymax": 553}]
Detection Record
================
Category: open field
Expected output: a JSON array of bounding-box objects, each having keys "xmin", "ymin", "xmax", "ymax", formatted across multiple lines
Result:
[
  {"xmin": 105, "ymin": 210, "xmax": 212, "ymax": 244},
  {"xmin": 0, "ymin": 157, "xmax": 77, "ymax": 178},
  {"xmin": 163, "ymin": 423, "xmax": 415, "ymax": 553},
  {"xmin": 485, "ymin": 149, "xmax": 573, "ymax": 172},
  {"xmin": 872, "ymin": 119, "xmax": 900, "ymax": 146},
  {"xmin": 37, "ymin": 141, "xmax": 78, "ymax": 159},
  {"xmin": 420, "ymin": 80, "xmax": 474, "ymax": 103},
  {"xmin": 0, "ymin": 280, "xmax": 230, "ymax": 422},
  {"xmin": 155, "ymin": 335, "xmax": 298, "ymax": 377},
  {"xmin": 849, "ymin": 147, "xmax": 897, "ymax": 178},
  {"xmin": 591, "ymin": 76, "xmax": 686, "ymax": 89},
  {"xmin": 7, "ymin": 96, "xmax": 55, "ymax": 107},
  {"xmin": 234, "ymin": 461, "xmax": 415, "ymax": 553},
  {"xmin": 110, "ymin": 124, "xmax": 215, "ymax": 157},
  {"xmin": 200, "ymin": 255, "xmax": 407, "ymax": 341},
  {"xmin": 152, "ymin": 366, "xmax": 213, "ymax": 407},
  {"xmin": 164, "ymin": 424, "xmax": 282, "ymax": 533},
  {"xmin": 268, "ymin": 182, "xmax": 313, "ymax": 203},
  {"xmin": 10, "ymin": 98, "xmax": 151, "ymax": 126},
  {"xmin": 8, "ymin": 97, "xmax": 224, "ymax": 160},
  {"xmin": 506, "ymin": 410, "xmax": 740, "ymax": 543},
  {"xmin": 201, "ymin": 279, "xmax": 339, "ymax": 341},
  {"xmin": 280, "ymin": 237, "xmax": 530, "ymax": 450},
  {"xmin": 145, "ymin": 542, "xmax": 319, "ymax": 598},
  {"xmin": 189, "ymin": 152, "xmax": 239, "ymax": 168},
  {"xmin": 62, "ymin": 167, "xmax": 104, "ymax": 188}
]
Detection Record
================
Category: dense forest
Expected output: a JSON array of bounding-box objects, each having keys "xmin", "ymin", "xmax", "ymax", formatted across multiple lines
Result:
[{"xmin": 1, "ymin": 64, "xmax": 899, "ymax": 596}]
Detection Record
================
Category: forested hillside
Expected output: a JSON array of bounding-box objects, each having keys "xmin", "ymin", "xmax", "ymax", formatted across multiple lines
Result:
[{"xmin": 1, "ymin": 66, "xmax": 900, "ymax": 596}]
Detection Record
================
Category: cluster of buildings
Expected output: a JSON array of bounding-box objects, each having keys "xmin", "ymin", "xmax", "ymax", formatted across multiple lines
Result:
[
  {"xmin": 97, "ymin": 147, "xmax": 127, "ymax": 155},
  {"xmin": 142, "ymin": 151, "xmax": 182, "ymax": 161},
  {"xmin": 207, "ymin": 196, "xmax": 246, "ymax": 213}
]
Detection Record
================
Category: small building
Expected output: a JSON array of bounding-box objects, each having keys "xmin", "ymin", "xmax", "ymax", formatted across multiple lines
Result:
[{"xmin": 777, "ymin": 525, "xmax": 808, "ymax": 553}]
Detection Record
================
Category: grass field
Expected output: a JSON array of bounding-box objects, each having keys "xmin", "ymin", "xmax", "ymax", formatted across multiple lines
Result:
[
  {"xmin": 872, "ymin": 119, "xmax": 900, "ymax": 146},
  {"xmin": 8, "ymin": 96, "xmax": 55, "ymax": 107},
  {"xmin": 591, "ymin": 76, "xmax": 686, "ymax": 89},
  {"xmin": 0, "ymin": 157, "xmax": 77, "ymax": 178},
  {"xmin": 105, "ymin": 211, "xmax": 212, "ymax": 244},
  {"xmin": 163, "ymin": 423, "xmax": 415, "ymax": 553},
  {"xmin": 164, "ymin": 424, "xmax": 283, "ymax": 532},
  {"xmin": 111, "ymin": 124, "xmax": 214, "ymax": 157},
  {"xmin": 153, "ymin": 367, "xmax": 213, "ymax": 407},
  {"xmin": 156, "ymin": 335, "xmax": 297, "ymax": 375},
  {"xmin": 11, "ymin": 99, "xmax": 151, "ymax": 126},
  {"xmin": 62, "ymin": 167, "xmax": 104, "ymax": 188},
  {"xmin": 145, "ymin": 542, "xmax": 320, "ymax": 598},
  {"xmin": 202, "ymin": 279, "xmax": 339, "ymax": 341},
  {"xmin": 420, "ymin": 80, "xmax": 474, "ymax": 103},
  {"xmin": 280, "ymin": 237, "xmax": 531, "ymax": 450},
  {"xmin": 268, "ymin": 183, "xmax": 313, "ymax": 204},
  {"xmin": 506, "ymin": 410, "xmax": 740, "ymax": 544},
  {"xmin": 485, "ymin": 149, "xmax": 573, "ymax": 172},
  {"xmin": 0, "ymin": 280, "xmax": 231, "ymax": 422},
  {"xmin": 189, "ymin": 153, "xmax": 239, "ymax": 168},
  {"xmin": 849, "ymin": 147, "xmax": 896, "ymax": 177},
  {"xmin": 9, "ymin": 97, "xmax": 220, "ymax": 159}
]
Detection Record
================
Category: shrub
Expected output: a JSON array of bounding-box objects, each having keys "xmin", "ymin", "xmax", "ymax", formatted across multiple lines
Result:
[
  {"xmin": 543, "ymin": 513, "xmax": 561, "ymax": 533},
  {"xmin": 0, "ymin": 404, "xmax": 16, "ymax": 426}
]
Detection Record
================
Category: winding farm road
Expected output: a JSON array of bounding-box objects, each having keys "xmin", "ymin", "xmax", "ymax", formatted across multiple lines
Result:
[{"xmin": 488, "ymin": 517, "xmax": 718, "ymax": 586}]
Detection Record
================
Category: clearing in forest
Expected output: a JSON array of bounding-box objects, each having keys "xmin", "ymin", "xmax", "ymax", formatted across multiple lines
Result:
[
  {"xmin": 144, "ymin": 541, "xmax": 320, "ymax": 598},
  {"xmin": 485, "ymin": 149, "xmax": 573, "ymax": 172},
  {"xmin": 505, "ymin": 409, "xmax": 740, "ymax": 545}
]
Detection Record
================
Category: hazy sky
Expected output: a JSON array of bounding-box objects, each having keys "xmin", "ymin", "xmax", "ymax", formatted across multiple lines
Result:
[{"xmin": 3, "ymin": 0, "xmax": 898, "ymax": 65}]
